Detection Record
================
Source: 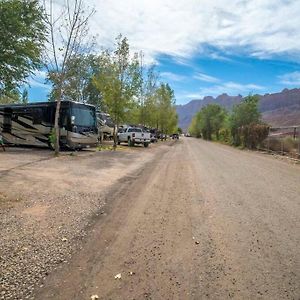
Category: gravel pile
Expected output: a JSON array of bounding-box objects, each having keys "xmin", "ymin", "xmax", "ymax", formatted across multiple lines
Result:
[{"xmin": 0, "ymin": 190, "xmax": 107, "ymax": 300}]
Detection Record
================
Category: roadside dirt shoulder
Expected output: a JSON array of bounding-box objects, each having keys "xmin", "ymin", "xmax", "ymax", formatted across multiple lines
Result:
[{"xmin": 0, "ymin": 142, "xmax": 172, "ymax": 300}]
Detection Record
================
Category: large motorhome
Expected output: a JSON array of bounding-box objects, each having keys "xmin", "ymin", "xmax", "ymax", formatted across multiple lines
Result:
[{"xmin": 0, "ymin": 101, "xmax": 98, "ymax": 149}]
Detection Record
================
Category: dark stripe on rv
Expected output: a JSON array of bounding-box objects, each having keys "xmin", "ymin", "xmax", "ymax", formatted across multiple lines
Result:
[
  {"xmin": 7, "ymin": 132, "xmax": 27, "ymax": 140},
  {"xmin": 19, "ymin": 115, "xmax": 33, "ymax": 122},
  {"xmin": 14, "ymin": 119, "xmax": 36, "ymax": 130},
  {"xmin": 35, "ymin": 136, "xmax": 48, "ymax": 144}
]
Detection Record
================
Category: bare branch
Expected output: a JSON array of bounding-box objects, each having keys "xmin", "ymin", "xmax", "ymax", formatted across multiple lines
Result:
[
  {"xmin": 49, "ymin": 0, "xmax": 59, "ymax": 71},
  {"xmin": 42, "ymin": 0, "xmax": 95, "ymax": 154}
]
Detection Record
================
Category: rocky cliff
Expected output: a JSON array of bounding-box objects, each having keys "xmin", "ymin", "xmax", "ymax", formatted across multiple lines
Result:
[{"xmin": 176, "ymin": 88, "xmax": 300, "ymax": 130}]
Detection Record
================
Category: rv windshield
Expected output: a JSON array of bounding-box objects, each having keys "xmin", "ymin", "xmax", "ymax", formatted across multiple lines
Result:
[
  {"xmin": 98, "ymin": 113, "xmax": 114, "ymax": 127},
  {"xmin": 72, "ymin": 107, "xmax": 96, "ymax": 128}
]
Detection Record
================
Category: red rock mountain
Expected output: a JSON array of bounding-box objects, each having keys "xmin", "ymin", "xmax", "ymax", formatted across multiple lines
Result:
[{"xmin": 176, "ymin": 88, "xmax": 300, "ymax": 130}]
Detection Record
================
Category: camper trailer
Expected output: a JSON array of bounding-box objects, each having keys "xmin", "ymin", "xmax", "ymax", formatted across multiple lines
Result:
[{"xmin": 0, "ymin": 101, "xmax": 98, "ymax": 149}]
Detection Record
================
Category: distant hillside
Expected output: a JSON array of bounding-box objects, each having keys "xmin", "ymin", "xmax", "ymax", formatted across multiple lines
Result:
[{"xmin": 176, "ymin": 88, "xmax": 300, "ymax": 130}]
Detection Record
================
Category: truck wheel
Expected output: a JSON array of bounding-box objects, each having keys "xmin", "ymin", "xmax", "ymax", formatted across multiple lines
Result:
[{"xmin": 144, "ymin": 142, "xmax": 149, "ymax": 148}]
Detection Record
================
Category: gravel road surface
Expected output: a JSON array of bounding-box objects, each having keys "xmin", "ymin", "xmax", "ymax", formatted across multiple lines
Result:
[
  {"xmin": 0, "ymin": 143, "xmax": 165, "ymax": 299},
  {"xmin": 34, "ymin": 138, "xmax": 300, "ymax": 300}
]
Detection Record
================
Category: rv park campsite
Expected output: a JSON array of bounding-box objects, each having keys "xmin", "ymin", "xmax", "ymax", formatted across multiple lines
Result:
[
  {"xmin": 2, "ymin": 0, "xmax": 300, "ymax": 299},
  {"xmin": 0, "ymin": 138, "xmax": 299, "ymax": 300}
]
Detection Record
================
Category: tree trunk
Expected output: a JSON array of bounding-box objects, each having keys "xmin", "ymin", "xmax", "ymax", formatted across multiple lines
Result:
[
  {"xmin": 54, "ymin": 86, "xmax": 62, "ymax": 155},
  {"xmin": 113, "ymin": 120, "xmax": 119, "ymax": 150},
  {"xmin": 113, "ymin": 125, "xmax": 116, "ymax": 150}
]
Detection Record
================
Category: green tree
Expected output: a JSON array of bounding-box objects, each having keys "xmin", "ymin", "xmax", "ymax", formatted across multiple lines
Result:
[
  {"xmin": 142, "ymin": 66, "xmax": 159, "ymax": 128},
  {"xmin": 0, "ymin": 0, "xmax": 46, "ymax": 96},
  {"xmin": 125, "ymin": 63, "xmax": 160, "ymax": 128},
  {"xmin": 189, "ymin": 111, "xmax": 202, "ymax": 138},
  {"xmin": 229, "ymin": 95, "xmax": 261, "ymax": 145},
  {"xmin": 156, "ymin": 83, "xmax": 178, "ymax": 134},
  {"xmin": 189, "ymin": 95, "xmax": 267, "ymax": 149},
  {"xmin": 0, "ymin": 89, "xmax": 20, "ymax": 104},
  {"xmin": 189, "ymin": 104, "xmax": 226, "ymax": 140},
  {"xmin": 48, "ymin": 54, "xmax": 102, "ymax": 106},
  {"xmin": 93, "ymin": 35, "xmax": 141, "ymax": 148},
  {"xmin": 208, "ymin": 104, "xmax": 227, "ymax": 140}
]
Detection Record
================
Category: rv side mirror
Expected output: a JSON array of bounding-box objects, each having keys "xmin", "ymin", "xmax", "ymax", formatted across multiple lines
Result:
[{"xmin": 71, "ymin": 115, "xmax": 75, "ymax": 124}]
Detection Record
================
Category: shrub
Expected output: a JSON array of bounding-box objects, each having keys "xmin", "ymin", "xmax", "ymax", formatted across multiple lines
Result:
[
  {"xmin": 239, "ymin": 123, "xmax": 269, "ymax": 149},
  {"xmin": 219, "ymin": 128, "xmax": 231, "ymax": 143}
]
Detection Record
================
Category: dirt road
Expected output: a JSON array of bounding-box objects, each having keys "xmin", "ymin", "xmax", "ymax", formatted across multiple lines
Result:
[{"xmin": 34, "ymin": 138, "xmax": 300, "ymax": 300}]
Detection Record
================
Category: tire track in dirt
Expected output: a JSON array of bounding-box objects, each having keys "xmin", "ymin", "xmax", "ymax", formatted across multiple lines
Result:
[{"xmin": 34, "ymin": 138, "xmax": 300, "ymax": 299}]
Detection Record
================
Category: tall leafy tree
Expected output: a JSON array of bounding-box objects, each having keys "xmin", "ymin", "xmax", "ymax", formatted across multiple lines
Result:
[
  {"xmin": 188, "ymin": 104, "xmax": 226, "ymax": 140},
  {"xmin": 230, "ymin": 95, "xmax": 261, "ymax": 145},
  {"xmin": 142, "ymin": 66, "xmax": 159, "ymax": 128},
  {"xmin": 0, "ymin": 0, "xmax": 46, "ymax": 98},
  {"xmin": 203, "ymin": 104, "xmax": 227, "ymax": 140},
  {"xmin": 156, "ymin": 83, "xmax": 178, "ymax": 134},
  {"xmin": 189, "ymin": 112, "xmax": 202, "ymax": 138},
  {"xmin": 124, "ymin": 64, "xmax": 160, "ymax": 128},
  {"xmin": 93, "ymin": 35, "xmax": 141, "ymax": 148},
  {"xmin": 48, "ymin": 54, "xmax": 101, "ymax": 106}
]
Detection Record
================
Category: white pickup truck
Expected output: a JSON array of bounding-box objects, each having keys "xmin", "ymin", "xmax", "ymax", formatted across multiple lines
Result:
[{"xmin": 117, "ymin": 127, "xmax": 151, "ymax": 147}]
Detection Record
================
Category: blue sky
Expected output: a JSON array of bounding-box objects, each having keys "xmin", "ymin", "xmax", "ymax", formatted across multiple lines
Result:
[
  {"xmin": 28, "ymin": 0, "xmax": 300, "ymax": 105},
  {"xmin": 158, "ymin": 53, "xmax": 300, "ymax": 104}
]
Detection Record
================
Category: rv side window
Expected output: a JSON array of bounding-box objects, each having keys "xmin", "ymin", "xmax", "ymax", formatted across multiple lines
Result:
[
  {"xmin": 59, "ymin": 108, "xmax": 69, "ymax": 127},
  {"xmin": 43, "ymin": 106, "xmax": 55, "ymax": 124}
]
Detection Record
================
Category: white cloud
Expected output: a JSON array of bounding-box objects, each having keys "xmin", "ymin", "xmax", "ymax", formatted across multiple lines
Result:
[
  {"xmin": 194, "ymin": 73, "xmax": 220, "ymax": 83},
  {"xmin": 80, "ymin": 0, "xmax": 300, "ymax": 62},
  {"xmin": 160, "ymin": 72, "xmax": 186, "ymax": 82},
  {"xmin": 39, "ymin": 0, "xmax": 300, "ymax": 104},
  {"xmin": 185, "ymin": 81, "xmax": 265, "ymax": 99},
  {"xmin": 223, "ymin": 82, "xmax": 264, "ymax": 91},
  {"xmin": 278, "ymin": 71, "xmax": 300, "ymax": 85}
]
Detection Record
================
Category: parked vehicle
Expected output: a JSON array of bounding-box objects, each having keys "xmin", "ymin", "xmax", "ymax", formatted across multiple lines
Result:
[
  {"xmin": 150, "ymin": 129, "xmax": 158, "ymax": 143},
  {"xmin": 150, "ymin": 133, "xmax": 158, "ymax": 143},
  {"xmin": 172, "ymin": 133, "xmax": 179, "ymax": 139},
  {"xmin": 97, "ymin": 112, "xmax": 115, "ymax": 141},
  {"xmin": 117, "ymin": 127, "xmax": 151, "ymax": 147},
  {"xmin": 0, "ymin": 101, "xmax": 98, "ymax": 150},
  {"xmin": 159, "ymin": 133, "xmax": 167, "ymax": 141}
]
